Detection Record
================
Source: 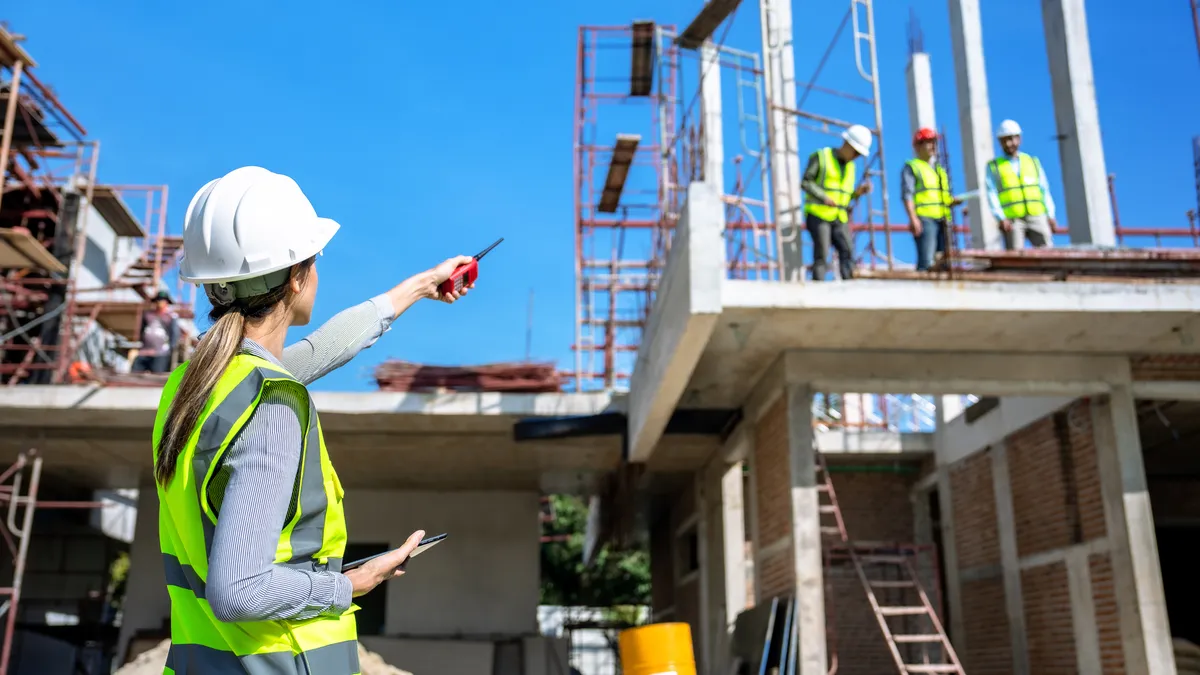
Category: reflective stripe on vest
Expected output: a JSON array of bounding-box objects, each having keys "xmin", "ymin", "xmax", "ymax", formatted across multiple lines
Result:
[
  {"xmin": 154, "ymin": 354, "xmax": 357, "ymax": 675},
  {"xmin": 907, "ymin": 158, "xmax": 951, "ymax": 221},
  {"xmin": 804, "ymin": 147, "xmax": 857, "ymax": 224},
  {"xmin": 989, "ymin": 152, "xmax": 1046, "ymax": 219}
]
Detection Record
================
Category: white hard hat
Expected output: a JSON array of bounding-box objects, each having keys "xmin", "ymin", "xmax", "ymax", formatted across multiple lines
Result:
[
  {"xmin": 996, "ymin": 119, "xmax": 1022, "ymax": 138},
  {"xmin": 841, "ymin": 124, "xmax": 873, "ymax": 156},
  {"xmin": 179, "ymin": 167, "xmax": 339, "ymax": 292}
]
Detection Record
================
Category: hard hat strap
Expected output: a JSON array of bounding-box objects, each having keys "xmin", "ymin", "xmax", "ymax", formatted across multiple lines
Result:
[{"xmin": 204, "ymin": 268, "xmax": 292, "ymax": 306}]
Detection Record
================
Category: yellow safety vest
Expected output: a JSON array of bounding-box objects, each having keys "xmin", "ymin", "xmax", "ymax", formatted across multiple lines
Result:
[
  {"xmin": 804, "ymin": 147, "xmax": 856, "ymax": 224},
  {"xmin": 907, "ymin": 158, "xmax": 952, "ymax": 221},
  {"xmin": 989, "ymin": 152, "xmax": 1046, "ymax": 219},
  {"xmin": 153, "ymin": 353, "xmax": 359, "ymax": 675}
]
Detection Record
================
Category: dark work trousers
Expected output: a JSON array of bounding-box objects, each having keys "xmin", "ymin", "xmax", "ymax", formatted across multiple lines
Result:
[
  {"xmin": 914, "ymin": 216, "xmax": 948, "ymax": 271},
  {"xmin": 806, "ymin": 213, "xmax": 854, "ymax": 281},
  {"xmin": 133, "ymin": 354, "xmax": 171, "ymax": 373}
]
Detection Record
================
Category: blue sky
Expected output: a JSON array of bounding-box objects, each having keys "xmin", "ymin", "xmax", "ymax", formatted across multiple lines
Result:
[{"xmin": 7, "ymin": 0, "xmax": 1199, "ymax": 391}]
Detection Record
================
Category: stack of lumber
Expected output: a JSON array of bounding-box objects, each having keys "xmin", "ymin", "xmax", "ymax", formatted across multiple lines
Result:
[{"xmin": 374, "ymin": 359, "xmax": 561, "ymax": 393}]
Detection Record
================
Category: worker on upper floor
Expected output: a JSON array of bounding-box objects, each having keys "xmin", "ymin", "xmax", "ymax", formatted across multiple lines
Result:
[
  {"xmin": 801, "ymin": 124, "xmax": 873, "ymax": 281},
  {"xmin": 902, "ymin": 128, "xmax": 962, "ymax": 271},
  {"xmin": 985, "ymin": 119, "xmax": 1057, "ymax": 249}
]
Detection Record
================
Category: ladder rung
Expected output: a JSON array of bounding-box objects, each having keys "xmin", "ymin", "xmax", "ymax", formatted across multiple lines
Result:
[
  {"xmin": 903, "ymin": 666, "xmax": 960, "ymax": 674},
  {"xmin": 819, "ymin": 505, "xmax": 838, "ymax": 514},
  {"xmin": 869, "ymin": 580, "xmax": 915, "ymax": 589},
  {"xmin": 860, "ymin": 555, "xmax": 907, "ymax": 564},
  {"xmin": 893, "ymin": 634, "xmax": 942, "ymax": 643},
  {"xmin": 820, "ymin": 526, "xmax": 842, "ymax": 535},
  {"xmin": 878, "ymin": 606, "xmax": 928, "ymax": 616}
]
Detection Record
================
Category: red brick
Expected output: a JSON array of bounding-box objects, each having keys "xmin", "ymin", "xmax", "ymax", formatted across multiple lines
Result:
[
  {"xmin": 949, "ymin": 450, "xmax": 1000, "ymax": 568},
  {"xmin": 754, "ymin": 398, "xmax": 793, "ymax": 598},
  {"xmin": 1022, "ymin": 562, "xmax": 1077, "ymax": 674},
  {"xmin": 1090, "ymin": 553, "xmax": 1125, "ymax": 675},
  {"xmin": 1130, "ymin": 354, "xmax": 1200, "ymax": 380},
  {"xmin": 756, "ymin": 549, "xmax": 794, "ymax": 601},
  {"xmin": 959, "ymin": 577, "xmax": 1010, "ymax": 674}
]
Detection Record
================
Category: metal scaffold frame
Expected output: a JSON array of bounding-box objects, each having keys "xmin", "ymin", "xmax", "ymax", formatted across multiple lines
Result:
[
  {"xmin": 0, "ymin": 25, "xmax": 193, "ymax": 386},
  {"xmin": 0, "ymin": 451, "xmax": 116, "ymax": 675}
]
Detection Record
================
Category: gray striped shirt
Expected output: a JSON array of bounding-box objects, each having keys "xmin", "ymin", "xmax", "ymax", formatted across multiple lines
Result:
[{"xmin": 204, "ymin": 294, "xmax": 396, "ymax": 623}]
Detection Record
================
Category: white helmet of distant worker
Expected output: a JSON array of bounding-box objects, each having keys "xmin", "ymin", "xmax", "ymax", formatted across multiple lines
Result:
[
  {"xmin": 179, "ymin": 166, "xmax": 339, "ymax": 299},
  {"xmin": 995, "ymin": 119, "xmax": 1022, "ymax": 139},
  {"xmin": 842, "ymin": 124, "xmax": 873, "ymax": 156}
]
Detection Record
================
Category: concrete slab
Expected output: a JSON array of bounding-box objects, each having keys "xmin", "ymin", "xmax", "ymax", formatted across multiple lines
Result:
[
  {"xmin": 0, "ymin": 388, "xmax": 626, "ymax": 490},
  {"xmin": 686, "ymin": 279, "xmax": 1200, "ymax": 408}
]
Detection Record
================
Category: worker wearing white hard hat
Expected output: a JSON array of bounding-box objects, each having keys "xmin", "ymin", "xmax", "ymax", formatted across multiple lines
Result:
[
  {"xmin": 152, "ymin": 166, "xmax": 475, "ymax": 672},
  {"xmin": 800, "ymin": 124, "xmax": 874, "ymax": 281},
  {"xmin": 985, "ymin": 119, "xmax": 1057, "ymax": 249}
]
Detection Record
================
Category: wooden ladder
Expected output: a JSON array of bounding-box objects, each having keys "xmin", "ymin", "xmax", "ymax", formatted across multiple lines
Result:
[{"xmin": 816, "ymin": 452, "xmax": 967, "ymax": 675}]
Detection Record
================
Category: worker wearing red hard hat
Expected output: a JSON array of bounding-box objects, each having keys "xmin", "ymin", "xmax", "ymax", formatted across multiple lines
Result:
[
  {"xmin": 800, "ymin": 124, "xmax": 874, "ymax": 281},
  {"xmin": 901, "ymin": 128, "xmax": 962, "ymax": 271},
  {"xmin": 986, "ymin": 119, "xmax": 1056, "ymax": 249},
  {"xmin": 151, "ymin": 166, "xmax": 476, "ymax": 673}
]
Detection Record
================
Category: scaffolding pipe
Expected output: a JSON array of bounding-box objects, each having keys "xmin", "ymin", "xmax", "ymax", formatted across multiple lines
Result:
[{"xmin": 0, "ymin": 60, "xmax": 24, "ymax": 220}]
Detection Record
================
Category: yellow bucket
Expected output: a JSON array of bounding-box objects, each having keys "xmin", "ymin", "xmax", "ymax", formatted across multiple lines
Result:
[{"xmin": 618, "ymin": 622, "xmax": 697, "ymax": 675}]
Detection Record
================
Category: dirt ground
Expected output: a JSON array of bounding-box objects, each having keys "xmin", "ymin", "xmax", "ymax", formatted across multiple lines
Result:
[{"xmin": 114, "ymin": 639, "xmax": 413, "ymax": 675}]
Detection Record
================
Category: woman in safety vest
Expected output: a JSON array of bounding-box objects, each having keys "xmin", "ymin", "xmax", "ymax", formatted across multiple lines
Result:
[{"xmin": 151, "ymin": 166, "xmax": 474, "ymax": 674}]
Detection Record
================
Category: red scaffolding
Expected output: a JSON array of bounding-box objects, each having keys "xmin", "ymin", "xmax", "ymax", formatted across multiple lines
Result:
[{"xmin": 0, "ymin": 25, "xmax": 192, "ymax": 386}]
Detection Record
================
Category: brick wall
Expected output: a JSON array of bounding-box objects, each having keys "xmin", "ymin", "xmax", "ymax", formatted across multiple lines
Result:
[
  {"xmin": 949, "ymin": 451, "xmax": 999, "ymax": 569},
  {"xmin": 754, "ymin": 398, "xmax": 793, "ymax": 600},
  {"xmin": 1091, "ymin": 553, "xmax": 1124, "ymax": 674},
  {"xmin": 959, "ymin": 578, "xmax": 1011, "ymax": 674},
  {"xmin": 1007, "ymin": 403, "xmax": 1105, "ymax": 557},
  {"xmin": 1131, "ymin": 354, "xmax": 1200, "ymax": 380},
  {"xmin": 1021, "ymin": 563, "xmax": 1076, "ymax": 674},
  {"xmin": 823, "ymin": 469, "xmax": 920, "ymax": 674}
]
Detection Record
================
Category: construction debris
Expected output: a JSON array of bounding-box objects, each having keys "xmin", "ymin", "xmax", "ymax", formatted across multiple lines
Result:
[
  {"xmin": 114, "ymin": 639, "xmax": 414, "ymax": 675},
  {"xmin": 374, "ymin": 359, "xmax": 562, "ymax": 393}
]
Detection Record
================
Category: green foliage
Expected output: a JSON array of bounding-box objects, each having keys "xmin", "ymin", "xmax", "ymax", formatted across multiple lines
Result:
[{"xmin": 540, "ymin": 495, "xmax": 651, "ymax": 608}]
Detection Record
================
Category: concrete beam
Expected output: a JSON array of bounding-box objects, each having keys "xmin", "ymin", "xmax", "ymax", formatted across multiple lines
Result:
[
  {"xmin": 1131, "ymin": 380, "xmax": 1200, "ymax": 401},
  {"xmin": 906, "ymin": 52, "xmax": 937, "ymax": 134},
  {"xmin": 947, "ymin": 0, "xmax": 1000, "ymax": 249},
  {"xmin": 781, "ymin": 350, "xmax": 1130, "ymax": 396},
  {"xmin": 1042, "ymin": 0, "xmax": 1115, "ymax": 246},
  {"xmin": 628, "ymin": 182, "xmax": 724, "ymax": 462}
]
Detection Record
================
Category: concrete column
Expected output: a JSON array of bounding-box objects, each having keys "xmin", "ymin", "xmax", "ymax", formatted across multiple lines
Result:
[
  {"xmin": 761, "ymin": 0, "xmax": 806, "ymax": 281},
  {"xmin": 933, "ymin": 398, "xmax": 967, "ymax": 648},
  {"xmin": 906, "ymin": 51, "xmax": 937, "ymax": 135},
  {"xmin": 695, "ymin": 468, "xmax": 712, "ymax": 675},
  {"xmin": 116, "ymin": 486, "xmax": 169, "ymax": 665},
  {"xmin": 700, "ymin": 40, "xmax": 724, "ymax": 190},
  {"xmin": 722, "ymin": 461, "xmax": 747, "ymax": 626},
  {"xmin": 947, "ymin": 0, "xmax": 1001, "ymax": 250},
  {"xmin": 1066, "ymin": 547, "xmax": 1104, "ymax": 673},
  {"xmin": 1091, "ymin": 389, "xmax": 1175, "ymax": 675},
  {"xmin": 786, "ymin": 383, "xmax": 826, "ymax": 675},
  {"xmin": 990, "ymin": 443, "xmax": 1031, "ymax": 675},
  {"xmin": 1042, "ymin": 0, "xmax": 1116, "ymax": 246}
]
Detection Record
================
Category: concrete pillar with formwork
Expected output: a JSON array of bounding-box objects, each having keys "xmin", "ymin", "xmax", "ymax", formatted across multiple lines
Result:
[
  {"xmin": 906, "ymin": 51, "xmax": 937, "ymax": 135},
  {"xmin": 947, "ymin": 0, "xmax": 1001, "ymax": 250},
  {"xmin": 1042, "ymin": 0, "xmax": 1116, "ymax": 246}
]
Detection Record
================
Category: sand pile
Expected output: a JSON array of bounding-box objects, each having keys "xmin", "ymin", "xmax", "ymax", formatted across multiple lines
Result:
[{"xmin": 114, "ymin": 639, "xmax": 412, "ymax": 675}]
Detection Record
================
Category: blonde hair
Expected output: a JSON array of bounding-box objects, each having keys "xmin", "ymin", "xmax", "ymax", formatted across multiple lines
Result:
[{"xmin": 154, "ymin": 257, "xmax": 315, "ymax": 485}]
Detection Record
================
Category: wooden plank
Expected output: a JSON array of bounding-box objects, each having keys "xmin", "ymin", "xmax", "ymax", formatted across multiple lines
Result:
[{"xmin": 0, "ymin": 229, "xmax": 66, "ymax": 273}]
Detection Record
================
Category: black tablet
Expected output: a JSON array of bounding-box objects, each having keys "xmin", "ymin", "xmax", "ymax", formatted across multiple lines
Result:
[{"xmin": 341, "ymin": 533, "xmax": 447, "ymax": 572}]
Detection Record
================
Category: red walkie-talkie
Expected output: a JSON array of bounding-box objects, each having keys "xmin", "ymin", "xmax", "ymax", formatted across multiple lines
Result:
[{"xmin": 438, "ymin": 237, "xmax": 504, "ymax": 296}]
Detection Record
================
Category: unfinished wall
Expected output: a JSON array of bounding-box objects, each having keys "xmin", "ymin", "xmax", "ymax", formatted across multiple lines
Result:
[
  {"xmin": 948, "ymin": 451, "xmax": 1009, "ymax": 674},
  {"xmin": 942, "ymin": 398, "xmax": 1127, "ymax": 674},
  {"xmin": 118, "ymin": 488, "xmax": 542, "ymax": 662},
  {"xmin": 823, "ymin": 468, "xmax": 920, "ymax": 675},
  {"xmin": 753, "ymin": 398, "xmax": 793, "ymax": 600}
]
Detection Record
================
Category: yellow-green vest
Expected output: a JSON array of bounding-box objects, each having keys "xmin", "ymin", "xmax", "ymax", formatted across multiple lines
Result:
[
  {"xmin": 804, "ymin": 147, "xmax": 856, "ymax": 224},
  {"xmin": 907, "ymin": 158, "xmax": 952, "ymax": 221},
  {"xmin": 989, "ymin": 152, "xmax": 1046, "ymax": 219},
  {"xmin": 153, "ymin": 353, "xmax": 359, "ymax": 675}
]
